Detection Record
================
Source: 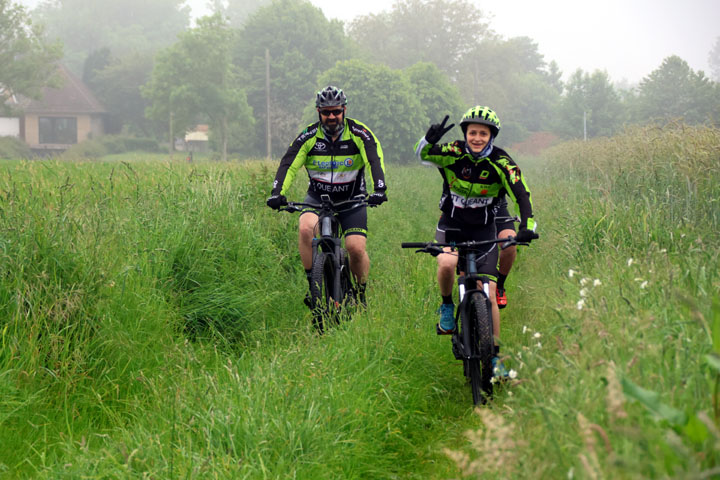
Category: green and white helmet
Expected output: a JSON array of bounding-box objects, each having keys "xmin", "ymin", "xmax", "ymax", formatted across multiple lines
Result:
[{"xmin": 459, "ymin": 106, "xmax": 501, "ymax": 137}]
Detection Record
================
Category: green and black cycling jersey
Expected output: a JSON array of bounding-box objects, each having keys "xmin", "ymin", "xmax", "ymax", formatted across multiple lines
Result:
[
  {"xmin": 270, "ymin": 117, "xmax": 386, "ymax": 202},
  {"xmin": 415, "ymin": 137, "xmax": 536, "ymax": 231}
]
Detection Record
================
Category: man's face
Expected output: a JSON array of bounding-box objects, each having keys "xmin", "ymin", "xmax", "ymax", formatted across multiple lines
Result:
[{"xmin": 318, "ymin": 105, "xmax": 346, "ymax": 133}]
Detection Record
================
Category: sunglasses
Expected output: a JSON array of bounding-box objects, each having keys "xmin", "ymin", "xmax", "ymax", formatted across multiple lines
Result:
[{"xmin": 319, "ymin": 108, "xmax": 344, "ymax": 117}]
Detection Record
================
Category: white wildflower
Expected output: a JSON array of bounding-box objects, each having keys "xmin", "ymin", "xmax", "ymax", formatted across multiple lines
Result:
[
  {"xmin": 536, "ymin": 342, "xmax": 542, "ymax": 349},
  {"xmin": 491, "ymin": 376, "xmax": 498, "ymax": 384},
  {"xmin": 508, "ymin": 369, "xmax": 518, "ymax": 379},
  {"xmin": 568, "ymin": 269, "xmax": 576, "ymax": 278},
  {"xmin": 580, "ymin": 277, "xmax": 589, "ymax": 286},
  {"xmin": 508, "ymin": 391, "xmax": 514, "ymax": 396},
  {"xmin": 640, "ymin": 281, "xmax": 648, "ymax": 289},
  {"xmin": 522, "ymin": 325, "xmax": 528, "ymax": 334},
  {"xmin": 660, "ymin": 249, "xmax": 667, "ymax": 253},
  {"xmin": 533, "ymin": 332, "xmax": 542, "ymax": 339},
  {"xmin": 634, "ymin": 277, "xmax": 644, "ymax": 282},
  {"xmin": 579, "ymin": 288, "xmax": 588, "ymax": 297},
  {"xmin": 577, "ymin": 299, "xmax": 585, "ymax": 310},
  {"xmin": 593, "ymin": 279, "xmax": 602, "ymax": 287},
  {"xmin": 627, "ymin": 258, "xmax": 634, "ymax": 266}
]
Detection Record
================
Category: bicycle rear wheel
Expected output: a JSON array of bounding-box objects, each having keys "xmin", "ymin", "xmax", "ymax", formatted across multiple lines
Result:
[
  {"xmin": 310, "ymin": 251, "xmax": 337, "ymax": 333},
  {"xmin": 463, "ymin": 291, "xmax": 494, "ymax": 404}
]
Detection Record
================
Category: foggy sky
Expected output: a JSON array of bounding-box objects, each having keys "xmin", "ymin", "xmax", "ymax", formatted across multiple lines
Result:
[{"xmin": 17, "ymin": 0, "xmax": 720, "ymax": 84}]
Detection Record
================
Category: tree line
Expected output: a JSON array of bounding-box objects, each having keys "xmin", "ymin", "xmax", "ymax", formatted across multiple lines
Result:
[{"xmin": 2, "ymin": 0, "xmax": 720, "ymax": 161}]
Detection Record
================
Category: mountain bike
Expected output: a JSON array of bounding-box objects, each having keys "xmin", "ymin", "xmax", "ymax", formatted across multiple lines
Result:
[
  {"xmin": 402, "ymin": 231, "xmax": 532, "ymax": 405},
  {"xmin": 280, "ymin": 194, "xmax": 367, "ymax": 333}
]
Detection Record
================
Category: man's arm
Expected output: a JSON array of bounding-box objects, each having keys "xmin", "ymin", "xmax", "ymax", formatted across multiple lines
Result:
[{"xmin": 270, "ymin": 126, "xmax": 316, "ymax": 196}]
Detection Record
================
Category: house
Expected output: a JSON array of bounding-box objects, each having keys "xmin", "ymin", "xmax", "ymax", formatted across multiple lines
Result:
[
  {"xmin": 183, "ymin": 124, "xmax": 210, "ymax": 153},
  {"xmin": 1, "ymin": 64, "xmax": 106, "ymax": 154}
]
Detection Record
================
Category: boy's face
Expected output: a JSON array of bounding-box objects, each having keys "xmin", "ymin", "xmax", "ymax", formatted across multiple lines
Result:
[{"xmin": 465, "ymin": 124, "xmax": 492, "ymax": 153}]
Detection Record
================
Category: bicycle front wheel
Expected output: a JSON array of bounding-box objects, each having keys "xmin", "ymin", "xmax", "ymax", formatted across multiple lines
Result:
[
  {"xmin": 310, "ymin": 251, "xmax": 337, "ymax": 333},
  {"xmin": 464, "ymin": 291, "xmax": 494, "ymax": 405}
]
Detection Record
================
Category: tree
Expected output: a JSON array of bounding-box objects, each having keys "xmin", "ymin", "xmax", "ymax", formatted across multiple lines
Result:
[
  {"xmin": 633, "ymin": 55, "xmax": 719, "ymax": 125},
  {"xmin": 454, "ymin": 36, "xmax": 561, "ymax": 144},
  {"xmin": 404, "ymin": 62, "xmax": 465, "ymax": 137},
  {"xmin": 348, "ymin": 0, "xmax": 490, "ymax": 76},
  {"xmin": 709, "ymin": 37, "xmax": 720, "ymax": 82},
  {"xmin": 0, "ymin": 0, "xmax": 61, "ymax": 109},
  {"xmin": 206, "ymin": 0, "xmax": 271, "ymax": 28},
  {"xmin": 33, "ymin": 0, "xmax": 190, "ymax": 73},
  {"xmin": 556, "ymin": 69, "xmax": 624, "ymax": 139},
  {"xmin": 86, "ymin": 50, "xmax": 156, "ymax": 136},
  {"xmin": 307, "ymin": 59, "xmax": 426, "ymax": 163},
  {"xmin": 143, "ymin": 14, "xmax": 253, "ymax": 160},
  {"xmin": 234, "ymin": 0, "xmax": 353, "ymax": 156}
]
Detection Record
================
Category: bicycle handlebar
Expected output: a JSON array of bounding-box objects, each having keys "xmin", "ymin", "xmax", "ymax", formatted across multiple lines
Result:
[
  {"xmin": 279, "ymin": 194, "xmax": 369, "ymax": 214},
  {"xmin": 401, "ymin": 234, "xmax": 537, "ymax": 254}
]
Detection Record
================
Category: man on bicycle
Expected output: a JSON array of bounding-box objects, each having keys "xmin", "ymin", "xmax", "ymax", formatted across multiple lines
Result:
[
  {"xmin": 415, "ymin": 105, "xmax": 537, "ymax": 369},
  {"xmin": 266, "ymin": 86, "xmax": 387, "ymax": 305}
]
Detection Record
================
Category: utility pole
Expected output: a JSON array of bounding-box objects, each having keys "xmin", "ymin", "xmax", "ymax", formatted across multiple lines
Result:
[
  {"xmin": 265, "ymin": 48, "xmax": 271, "ymax": 160},
  {"xmin": 583, "ymin": 110, "xmax": 587, "ymax": 141}
]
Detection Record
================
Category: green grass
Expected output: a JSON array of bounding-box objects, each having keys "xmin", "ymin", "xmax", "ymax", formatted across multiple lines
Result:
[{"xmin": 0, "ymin": 122, "xmax": 718, "ymax": 478}]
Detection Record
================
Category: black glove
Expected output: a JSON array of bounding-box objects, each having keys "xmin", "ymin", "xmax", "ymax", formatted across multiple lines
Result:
[
  {"xmin": 425, "ymin": 115, "xmax": 455, "ymax": 144},
  {"xmin": 266, "ymin": 194, "xmax": 287, "ymax": 210},
  {"xmin": 515, "ymin": 227, "xmax": 539, "ymax": 243},
  {"xmin": 367, "ymin": 192, "xmax": 387, "ymax": 206}
]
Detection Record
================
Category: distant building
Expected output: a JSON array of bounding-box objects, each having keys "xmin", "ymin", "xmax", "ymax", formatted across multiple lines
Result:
[
  {"xmin": 183, "ymin": 124, "xmax": 210, "ymax": 153},
  {"xmin": 1, "ymin": 64, "xmax": 106, "ymax": 155}
]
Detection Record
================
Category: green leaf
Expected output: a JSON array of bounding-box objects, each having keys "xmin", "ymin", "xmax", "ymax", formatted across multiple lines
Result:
[
  {"xmin": 621, "ymin": 377, "xmax": 687, "ymax": 426},
  {"xmin": 706, "ymin": 354, "xmax": 720, "ymax": 373},
  {"xmin": 682, "ymin": 414, "xmax": 709, "ymax": 444}
]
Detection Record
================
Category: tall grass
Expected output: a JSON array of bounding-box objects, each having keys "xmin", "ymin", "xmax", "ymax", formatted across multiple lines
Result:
[{"xmin": 0, "ymin": 122, "xmax": 718, "ymax": 478}]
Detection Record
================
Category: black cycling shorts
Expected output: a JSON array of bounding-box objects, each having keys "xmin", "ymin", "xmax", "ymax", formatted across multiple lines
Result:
[
  {"xmin": 301, "ymin": 193, "xmax": 368, "ymax": 237},
  {"xmin": 493, "ymin": 198, "xmax": 516, "ymax": 233},
  {"xmin": 435, "ymin": 214, "xmax": 498, "ymax": 281}
]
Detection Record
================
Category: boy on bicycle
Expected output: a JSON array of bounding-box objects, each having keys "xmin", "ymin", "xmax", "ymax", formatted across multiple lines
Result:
[
  {"xmin": 414, "ymin": 106, "xmax": 537, "ymax": 369},
  {"xmin": 266, "ymin": 86, "xmax": 387, "ymax": 306}
]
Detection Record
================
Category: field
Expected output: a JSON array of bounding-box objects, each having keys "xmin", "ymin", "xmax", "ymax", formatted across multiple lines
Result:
[{"xmin": 1, "ymin": 123, "xmax": 719, "ymax": 478}]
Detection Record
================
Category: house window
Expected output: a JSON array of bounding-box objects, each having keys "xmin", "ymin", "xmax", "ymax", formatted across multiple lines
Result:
[{"xmin": 38, "ymin": 117, "xmax": 77, "ymax": 144}]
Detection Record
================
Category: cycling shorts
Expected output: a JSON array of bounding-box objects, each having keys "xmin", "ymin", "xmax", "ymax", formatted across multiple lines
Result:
[
  {"xmin": 435, "ymin": 213, "xmax": 498, "ymax": 281},
  {"xmin": 493, "ymin": 198, "xmax": 516, "ymax": 233},
  {"xmin": 301, "ymin": 193, "xmax": 368, "ymax": 237}
]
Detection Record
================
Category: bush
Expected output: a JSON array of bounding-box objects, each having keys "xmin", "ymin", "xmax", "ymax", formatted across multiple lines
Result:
[
  {"xmin": 0, "ymin": 136, "xmax": 32, "ymax": 159},
  {"xmin": 60, "ymin": 139, "xmax": 108, "ymax": 159},
  {"xmin": 97, "ymin": 135, "xmax": 160, "ymax": 154}
]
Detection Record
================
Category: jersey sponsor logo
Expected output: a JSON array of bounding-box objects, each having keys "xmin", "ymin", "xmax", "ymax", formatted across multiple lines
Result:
[
  {"xmin": 461, "ymin": 166, "xmax": 471, "ymax": 179},
  {"xmin": 313, "ymin": 158, "xmax": 354, "ymax": 169},
  {"xmin": 350, "ymin": 124, "xmax": 371, "ymax": 141},
  {"xmin": 451, "ymin": 192, "xmax": 493, "ymax": 208},
  {"xmin": 313, "ymin": 142, "xmax": 327, "ymax": 151},
  {"xmin": 377, "ymin": 179, "xmax": 385, "ymax": 189},
  {"xmin": 297, "ymin": 126, "xmax": 318, "ymax": 143},
  {"xmin": 480, "ymin": 170, "xmax": 490, "ymax": 179},
  {"xmin": 314, "ymin": 181, "xmax": 351, "ymax": 193}
]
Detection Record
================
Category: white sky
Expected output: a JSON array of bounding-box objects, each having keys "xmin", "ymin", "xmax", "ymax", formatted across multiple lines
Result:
[
  {"xmin": 305, "ymin": 0, "xmax": 720, "ymax": 84},
  {"xmin": 18, "ymin": 0, "xmax": 720, "ymax": 84}
]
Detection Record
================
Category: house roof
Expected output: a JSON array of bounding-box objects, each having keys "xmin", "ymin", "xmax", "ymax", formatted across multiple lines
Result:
[{"xmin": 18, "ymin": 64, "xmax": 106, "ymax": 115}]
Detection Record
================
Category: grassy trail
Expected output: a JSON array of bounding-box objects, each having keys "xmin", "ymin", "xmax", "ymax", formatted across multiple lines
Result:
[{"xmin": 1, "ymin": 123, "xmax": 719, "ymax": 478}]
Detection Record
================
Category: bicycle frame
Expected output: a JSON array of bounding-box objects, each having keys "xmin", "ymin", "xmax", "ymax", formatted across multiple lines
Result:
[
  {"xmin": 401, "ymin": 234, "xmax": 518, "ymax": 404},
  {"xmin": 281, "ymin": 194, "xmax": 367, "ymax": 332}
]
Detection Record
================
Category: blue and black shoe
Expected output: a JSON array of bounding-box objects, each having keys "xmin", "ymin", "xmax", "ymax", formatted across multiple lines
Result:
[{"xmin": 436, "ymin": 304, "xmax": 456, "ymax": 335}]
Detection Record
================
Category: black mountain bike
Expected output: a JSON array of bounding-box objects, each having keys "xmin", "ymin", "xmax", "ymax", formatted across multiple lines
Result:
[
  {"xmin": 402, "ymin": 231, "xmax": 532, "ymax": 405},
  {"xmin": 281, "ymin": 194, "xmax": 367, "ymax": 333}
]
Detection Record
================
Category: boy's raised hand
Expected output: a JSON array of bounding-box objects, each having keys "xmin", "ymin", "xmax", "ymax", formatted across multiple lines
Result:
[{"xmin": 425, "ymin": 115, "xmax": 455, "ymax": 144}]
